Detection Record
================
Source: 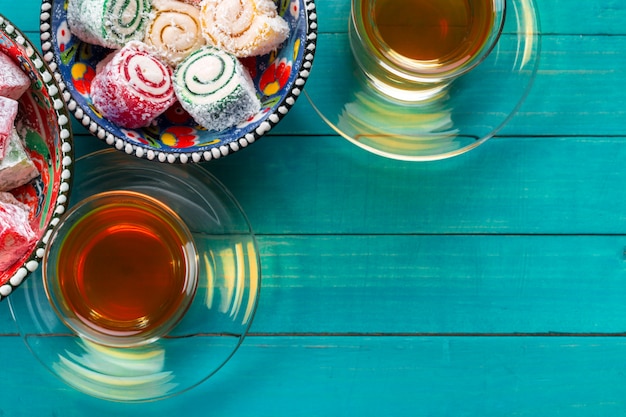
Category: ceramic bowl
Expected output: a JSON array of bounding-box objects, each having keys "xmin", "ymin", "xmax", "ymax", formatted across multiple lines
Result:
[
  {"xmin": 40, "ymin": 0, "xmax": 317, "ymax": 163},
  {"xmin": 0, "ymin": 15, "xmax": 74, "ymax": 299}
]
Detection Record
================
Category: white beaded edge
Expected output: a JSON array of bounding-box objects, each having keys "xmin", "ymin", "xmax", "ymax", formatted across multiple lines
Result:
[
  {"xmin": 38, "ymin": 0, "xmax": 317, "ymax": 164},
  {"xmin": 0, "ymin": 14, "xmax": 74, "ymax": 301}
]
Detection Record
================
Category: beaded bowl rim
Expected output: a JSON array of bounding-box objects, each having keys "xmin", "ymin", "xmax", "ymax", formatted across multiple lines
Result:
[
  {"xmin": 0, "ymin": 14, "xmax": 74, "ymax": 301},
  {"xmin": 39, "ymin": 0, "xmax": 318, "ymax": 164}
]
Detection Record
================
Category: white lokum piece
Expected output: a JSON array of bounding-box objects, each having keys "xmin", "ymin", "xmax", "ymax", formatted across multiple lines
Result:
[
  {"xmin": 0, "ymin": 96, "xmax": 19, "ymax": 159},
  {"xmin": 0, "ymin": 191, "xmax": 36, "ymax": 271},
  {"xmin": 200, "ymin": 0, "xmax": 290, "ymax": 58},
  {"xmin": 0, "ymin": 53, "xmax": 30, "ymax": 100},
  {"xmin": 0, "ymin": 128, "xmax": 38, "ymax": 191},
  {"xmin": 143, "ymin": 0, "xmax": 205, "ymax": 66}
]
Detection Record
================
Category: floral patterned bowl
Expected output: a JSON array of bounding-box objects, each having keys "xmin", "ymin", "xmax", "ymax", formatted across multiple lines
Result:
[
  {"xmin": 0, "ymin": 15, "xmax": 74, "ymax": 299},
  {"xmin": 40, "ymin": 0, "xmax": 317, "ymax": 163}
]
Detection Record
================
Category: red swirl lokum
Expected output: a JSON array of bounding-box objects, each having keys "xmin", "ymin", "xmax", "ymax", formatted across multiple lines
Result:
[{"xmin": 90, "ymin": 42, "xmax": 176, "ymax": 128}]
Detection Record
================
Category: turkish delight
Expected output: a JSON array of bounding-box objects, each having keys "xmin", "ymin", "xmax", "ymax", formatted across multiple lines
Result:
[
  {"xmin": 199, "ymin": 0, "xmax": 290, "ymax": 58},
  {"xmin": 0, "ymin": 191, "xmax": 36, "ymax": 271},
  {"xmin": 0, "ymin": 96, "xmax": 18, "ymax": 159},
  {"xmin": 90, "ymin": 42, "xmax": 176, "ymax": 128},
  {"xmin": 67, "ymin": 0, "xmax": 152, "ymax": 49},
  {"xmin": 173, "ymin": 46, "xmax": 260, "ymax": 131},
  {"xmin": 0, "ymin": 53, "xmax": 30, "ymax": 100},
  {"xmin": 143, "ymin": 0, "xmax": 205, "ymax": 67},
  {"xmin": 0, "ymin": 128, "xmax": 38, "ymax": 191}
]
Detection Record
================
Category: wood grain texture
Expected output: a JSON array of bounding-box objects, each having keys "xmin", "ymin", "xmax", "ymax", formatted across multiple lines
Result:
[
  {"xmin": 1, "ymin": 0, "xmax": 626, "ymax": 415},
  {"xmin": 3, "ymin": 335, "xmax": 626, "ymax": 416},
  {"xmin": 277, "ymin": 33, "xmax": 626, "ymax": 137},
  {"xmin": 200, "ymin": 135, "xmax": 626, "ymax": 235},
  {"xmin": 6, "ymin": 234, "xmax": 626, "ymax": 335}
]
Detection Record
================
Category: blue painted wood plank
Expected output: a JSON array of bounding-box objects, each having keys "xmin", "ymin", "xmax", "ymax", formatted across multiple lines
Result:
[
  {"xmin": 505, "ymin": 35, "xmax": 626, "ymax": 136},
  {"xmin": 2, "ymin": 335, "xmax": 626, "ymax": 416},
  {"xmin": 274, "ymin": 33, "xmax": 626, "ymax": 137},
  {"xmin": 0, "ymin": 302, "xmax": 17, "ymax": 334},
  {"xmin": 5, "ymin": 234, "xmax": 626, "ymax": 335},
  {"xmin": 0, "ymin": 1, "xmax": 624, "ymax": 416},
  {"xmin": 249, "ymin": 235, "xmax": 626, "ymax": 334},
  {"xmin": 201, "ymin": 135, "xmax": 626, "ymax": 235}
]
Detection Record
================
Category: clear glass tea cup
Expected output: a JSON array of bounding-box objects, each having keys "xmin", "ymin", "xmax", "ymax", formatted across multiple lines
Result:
[
  {"xmin": 42, "ymin": 190, "xmax": 199, "ymax": 348},
  {"xmin": 350, "ymin": 0, "xmax": 506, "ymax": 101}
]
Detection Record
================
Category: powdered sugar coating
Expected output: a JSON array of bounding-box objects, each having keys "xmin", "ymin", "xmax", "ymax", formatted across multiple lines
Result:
[
  {"xmin": 0, "ymin": 96, "xmax": 19, "ymax": 159},
  {"xmin": 91, "ymin": 42, "xmax": 176, "ymax": 128},
  {"xmin": 0, "ymin": 53, "xmax": 30, "ymax": 100}
]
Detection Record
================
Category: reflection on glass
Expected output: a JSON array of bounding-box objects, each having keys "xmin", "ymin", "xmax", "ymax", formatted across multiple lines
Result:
[
  {"xmin": 9, "ymin": 150, "xmax": 261, "ymax": 402},
  {"xmin": 305, "ymin": 0, "xmax": 541, "ymax": 161},
  {"xmin": 53, "ymin": 339, "xmax": 175, "ymax": 401}
]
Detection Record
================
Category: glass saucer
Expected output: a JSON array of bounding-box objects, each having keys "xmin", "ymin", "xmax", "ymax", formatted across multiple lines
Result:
[
  {"xmin": 8, "ymin": 149, "xmax": 261, "ymax": 402},
  {"xmin": 305, "ymin": 0, "xmax": 541, "ymax": 161}
]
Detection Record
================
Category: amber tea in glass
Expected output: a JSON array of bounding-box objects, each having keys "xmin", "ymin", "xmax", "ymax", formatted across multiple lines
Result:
[
  {"xmin": 43, "ymin": 190, "xmax": 198, "ymax": 347},
  {"xmin": 350, "ymin": 0, "xmax": 506, "ymax": 100}
]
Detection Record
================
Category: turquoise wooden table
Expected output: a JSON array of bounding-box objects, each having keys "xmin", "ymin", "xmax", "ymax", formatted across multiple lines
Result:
[{"xmin": 2, "ymin": 0, "xmax": 626, "ymax": 415}]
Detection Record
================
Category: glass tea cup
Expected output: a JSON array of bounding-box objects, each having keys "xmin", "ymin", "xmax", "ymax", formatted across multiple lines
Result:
[
  {"xmin": 350, "ymin": 0, "xmax": 506, "ymax": 101},
  {"xmin": 42, "ymin": 190, "xmax": 199, "ymax": 348}
]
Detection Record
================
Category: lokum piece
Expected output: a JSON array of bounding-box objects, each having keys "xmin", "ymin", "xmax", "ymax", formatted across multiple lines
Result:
[
  {"xmin": 143, "ymin": 0, "xmax": 205, "ymax": 66},
  {"xmin": 0, "ymin": 191, "xmax": 36, "ymax": 271},
  {"xmin": 0, "ymin": 128, "xmax": 39, "ymax": 191},
  {"xmin": 199, "ymin": 0, "xmax": 290, "ymax": 57},
  {"xmin": 0, "ymin": 96, "xmax": 18, "ymax": 159},
  {"xmin": 90, "ymin": 42, "xmax": 176, "ymax": 128},
  {"xmin": 173, "ymin": 46, "xmax": 260, "ymax": 131},
  {"xmin": 0, "ymin": 53, "xmax": 30, "ymax": 100},
  {"xmin": 67, "ymin": 0, "xmax": 152, "ymax": 49}
]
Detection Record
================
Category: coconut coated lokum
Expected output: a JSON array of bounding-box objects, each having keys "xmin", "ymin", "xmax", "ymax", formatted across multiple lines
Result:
[
  {"xmin": 173, "ymin": 46, "xmax": 260, "ymax": 131},
  {"xmin": 67, "ymin": 0, "xmax": 152, "ymax": 49},
  {"xmin": 199, "ymin": 0, "xmax": 290, "ymax": 58}
]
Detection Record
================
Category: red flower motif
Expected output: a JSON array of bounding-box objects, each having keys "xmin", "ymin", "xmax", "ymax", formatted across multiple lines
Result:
[
  {"xmin": 71, "ymin": 63, "xmax": 95, "ymax": 96},
  {"xmin": 259, "ymin": 57, "xmax": 292, "ymax": 96},
  {"xmin": 162, "ymin": 126, "xmax": 198, "ymax": 148}
]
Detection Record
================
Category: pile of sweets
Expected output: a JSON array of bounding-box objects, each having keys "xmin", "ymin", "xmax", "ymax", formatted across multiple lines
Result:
[
  {"xmin": 0, "ymin": 53, "xmax": 40, "ymax": 271},
  {"xmin": 67, "ymin": 0, "xmax": 291, "ymax": 130}
]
